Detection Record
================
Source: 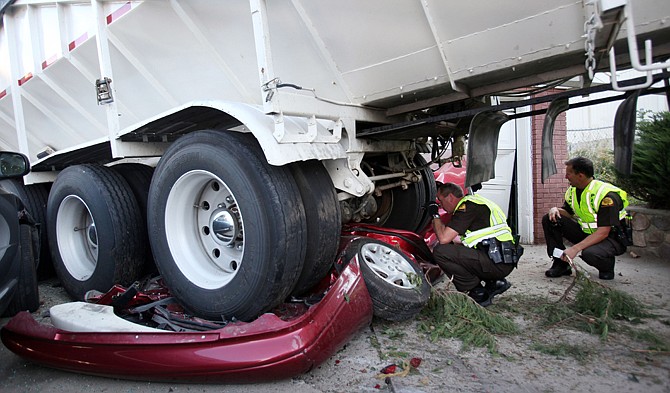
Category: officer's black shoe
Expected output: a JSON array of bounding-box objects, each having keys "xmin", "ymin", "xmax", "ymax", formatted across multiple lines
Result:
[
  {"xmin": 485, "ymin": 279, "xmax": 512, "ymax": 298},
  {"xmin": 468, "ymin": 286, "xmax": 492, "ymax": 307},
  {"xmin": 545, "ymin": 258, "xmax": 572, "ymax": 278},
  {"xmin": 599, "ymin": 258, "xmax": 615, "ymax": 280}
]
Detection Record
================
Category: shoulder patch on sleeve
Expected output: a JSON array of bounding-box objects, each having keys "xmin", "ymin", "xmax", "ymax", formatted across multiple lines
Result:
[
  {"xmin": 457, "ymin": 204, "xmax": 467, "ymax": 212},
  {"xmin": 601, "ymin": 197, "xmax": 614, "ymax": 207}
]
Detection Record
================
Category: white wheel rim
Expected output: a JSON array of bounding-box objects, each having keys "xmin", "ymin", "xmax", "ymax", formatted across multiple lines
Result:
[
  {"xmin": 56, "ymin": 195, "xmax": 98, "ymax": 281},
  {"xmin": 360, "ymin": 242, "xmax": 420, "ymax": 290},
  {"xmin": 165, "ymin": 170, "xmax": 244, "ymax": 289}
]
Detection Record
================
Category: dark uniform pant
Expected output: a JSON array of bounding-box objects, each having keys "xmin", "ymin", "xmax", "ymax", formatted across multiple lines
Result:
[
  {"xmin": 433, "ymin": 243, "xmax": 515, "ymax": 292},
  {"xmin": 542, "ymin": 214, "xmax": 625, "ymax": 272}
]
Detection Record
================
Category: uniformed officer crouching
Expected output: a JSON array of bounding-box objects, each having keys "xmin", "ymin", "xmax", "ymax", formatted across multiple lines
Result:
[
  {"xmin": 543, "ymin": 156, "xmax": 631, "ymax": 280},
  {"xmin": 428, "ymin": 182, "xmax": 523, "ymax": 306}
]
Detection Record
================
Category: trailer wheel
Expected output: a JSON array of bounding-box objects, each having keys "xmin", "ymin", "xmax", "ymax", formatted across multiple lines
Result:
[
  {"xmin": 345, "ymin": 238, "xmax": 430, "ymax": 321},
  {"xmin": 0, "ymin": 179, "xmax": 53, "ymax": 279},
  {"xmin": 417, "ymin": 155, "xmax": 438, "ymax": 231},
  {"xmin": 381, "ymin": 154, "xmax": 436, "ymax": 233},
  {"xmin": 111, "ymin": 163, "xmax": 156, "ymax": 274},
  {"xmin": 147, "ymin": 130, "xmax": 306, "ymax": 321},
  {"xmin": 3, "ymin": 224, "xmax": 39, "ymax": 317},
  {"xmin": 47, "ymin": 164, "xmax": 145, "ymax": 300},
  {"xmin": 289, "ymin": 161, "xmax": 341, "ymax": 295},
  {"xmin": 111, "ymin": 163, "xmax": 153, "ymax": 217}
]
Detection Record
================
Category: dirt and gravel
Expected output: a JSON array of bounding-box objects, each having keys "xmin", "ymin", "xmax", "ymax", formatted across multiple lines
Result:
[{"xmin": 1, "ymin": 244, "xmax": 669, "ymax": 393}]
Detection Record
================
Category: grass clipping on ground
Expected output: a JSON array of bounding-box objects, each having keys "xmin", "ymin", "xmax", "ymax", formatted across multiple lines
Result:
[
  {"xmin": 417, "ymin": 288, "xmax": 517, "ymax": 353},
  {"xmin": 417, "ymin": 269, "xmax": 663, "ymax": 355},
  {"xmin": 571, "ymin": 271, "xmax": 652, "ymax": 339}
]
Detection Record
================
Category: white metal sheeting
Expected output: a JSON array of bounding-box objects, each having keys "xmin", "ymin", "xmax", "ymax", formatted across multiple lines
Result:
[{"xmin": 0, "ymin": 0, "xmax": 669, "ymax": 162}]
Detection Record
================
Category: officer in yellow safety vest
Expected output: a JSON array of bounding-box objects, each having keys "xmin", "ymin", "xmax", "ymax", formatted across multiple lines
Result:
[
  {"xmin": 543, "ymin": 156, "xmax": 630, "ymax": 280},
  {"xmin": 428, "ymin": 182, "xmax": 523, "ymax": 306}
]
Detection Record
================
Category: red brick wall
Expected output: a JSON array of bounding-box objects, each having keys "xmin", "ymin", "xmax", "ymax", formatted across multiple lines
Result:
[{"xmin": 531, "ymin": 90, "xmax": 569, "ymax": 244}]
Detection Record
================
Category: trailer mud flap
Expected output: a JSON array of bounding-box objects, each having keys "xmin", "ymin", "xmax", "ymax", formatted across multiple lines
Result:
[
  {"xmin": 465, "ymin": 111, "xmax": 509, "ymax": 187},
  {"xmin": 613, "ymin": 90, "xmax": 641, "ymax": 176},
  {"xmin": 541, "ymin": 98, "xmax": 569, "ymax": 183}
]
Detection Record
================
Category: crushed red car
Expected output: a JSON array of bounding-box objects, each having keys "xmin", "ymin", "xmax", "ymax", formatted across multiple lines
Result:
[
  {"xmin": 1, "ymin": 159, "xmax": 466, "ymax": 382},
  {"xmin": 1, "ymin": 228, "xmax": 440, "ymax": 382},
  {"xmin": 2, "ymin": 253, "xmax": 373, "ymax": 383}
]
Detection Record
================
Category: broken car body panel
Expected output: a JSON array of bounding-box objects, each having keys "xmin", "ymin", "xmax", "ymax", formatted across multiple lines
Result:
[{"xmin": 1, "ymin": 257, "xmax": 373, "ymax": 383}]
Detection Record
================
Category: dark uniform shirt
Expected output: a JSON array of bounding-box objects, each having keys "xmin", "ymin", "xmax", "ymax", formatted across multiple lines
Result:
[{"xmin": 447, "ymin": 201, "xmax": 491, "ymax": 235}]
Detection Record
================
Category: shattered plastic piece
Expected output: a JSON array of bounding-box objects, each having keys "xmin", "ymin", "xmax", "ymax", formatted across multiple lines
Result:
[
  {"xmin": 410, "ymin": 357, "xmax": 422, "ymax": 369},
  {"xmin": 380, "ymin": 364, "xmax": 397, "ymax": 374},
  {"xmin": 377, "ymin": 360, "xmax": 411, "ymax": 378}
]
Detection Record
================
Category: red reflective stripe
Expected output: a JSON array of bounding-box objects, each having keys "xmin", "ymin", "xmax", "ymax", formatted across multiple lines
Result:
[
  {"xmin": 69, "ymin": 32, "xmax": 88, "ymax": 52},
  {"xmin": 107, "ymin": 2, "xmax": 131, "ymax": 25},
  {"xmin": 67, "ymin": 2, "xmax": 131, "ymax": 53},
  {"xmin": 18, "ymin": 73, "xmax": 33, "ymax": 86},
  {"xmin": 42, "ymin": 54, "xmax": 58, "ymax": 70},
  {"xmin": 0, "ymin": 90, "xmax": 6, "ymax": 100}
]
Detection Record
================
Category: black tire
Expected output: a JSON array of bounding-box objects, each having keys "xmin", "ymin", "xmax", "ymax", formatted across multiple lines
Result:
[
  {"xmin": 377, "ymin": 154, "xmax": 436, "ymax": 233},
  {"xmin": 417, "ymin": 155, "xmax": 438, "ymax": 232},
  {"xmin": 289, "ymin": 161, "xmax": 341, "ymax": 295},
  {"xmin": 345, "ymin": 238, "xmax": 430, "ymax": 321},
  {"xmin": 147, "ymin": 130, "xmax": 306, "ymax": 321},
  {"xmin": 47, "ymin": 164, "xmax": 145, "ymax": 300},
  {"xmin": 3, "ymin": 224, "xmax": 40, "ymax": 317},
  {"xmin": 0, "ymin": 192, "xmax": 21, "ymax": 316},
  {"xmin": 0, "ymin": 179, "xmax": 53, "ymax": 279},
  {"xmin": 111, "ymin": 163, "xmax": 156, "ymax": 274}
]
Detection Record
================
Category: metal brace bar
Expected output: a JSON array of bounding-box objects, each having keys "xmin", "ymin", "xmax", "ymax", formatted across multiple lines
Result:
[
  {"xmin": 609, "ymin": 41, "xmax": 653, "ymax": 91},
  {"xmin": 608, "ymin": 1, "xmax": 670, "ymax": 76}
]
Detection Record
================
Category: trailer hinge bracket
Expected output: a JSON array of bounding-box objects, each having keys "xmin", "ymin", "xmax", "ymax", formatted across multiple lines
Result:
[{"xmin": 95, "ymin": 77, "xmax": 114, "ymax": 105}]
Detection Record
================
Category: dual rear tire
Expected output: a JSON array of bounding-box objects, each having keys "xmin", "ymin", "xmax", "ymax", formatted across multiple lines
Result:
[
  {"xmin": 47, "ymin": 164, "xmax": 145, "ymax": 300},
  {"xmin": 45, "ymin": 130, "xmax": 432, "ymax": 322},
  {"xmin": 147, "ymin": 130, "xmax": 311, "ymax": 321},
  {"xmin": 46, "ymin": 131, "xmax": 342, "ymax": 321}
]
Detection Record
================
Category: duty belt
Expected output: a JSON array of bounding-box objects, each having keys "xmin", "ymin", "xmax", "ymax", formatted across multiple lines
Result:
[{"xmin": 480, "ymin": 238, "xmax": 524, "ymax": 265}]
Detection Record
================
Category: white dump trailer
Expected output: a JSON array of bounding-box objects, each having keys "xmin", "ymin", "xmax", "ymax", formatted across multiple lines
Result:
[{"xmin": 1, "ymin": 0, "xmax": 669, "ymax": 320}]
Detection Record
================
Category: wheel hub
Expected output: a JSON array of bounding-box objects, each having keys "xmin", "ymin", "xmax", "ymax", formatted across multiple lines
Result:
[
  {"xmin": 165, "ymin": 170, "xmax": 245, "ymax": 289},
  {"xmin": 210, "ymin": 208, "xmax": 239, "ymax": 246},
  {"xmin": 87, "ymin": 222, "xmax": 98, "ymax": 248},
  {"xmin": 56, "ymin": 195, "xmax": 98, "ymax": 281}
]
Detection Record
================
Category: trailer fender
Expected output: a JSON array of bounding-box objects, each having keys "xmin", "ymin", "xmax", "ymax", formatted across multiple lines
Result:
[{"xmin": 118, "ymin": 101, "xmax": 348, "ymax": 166}]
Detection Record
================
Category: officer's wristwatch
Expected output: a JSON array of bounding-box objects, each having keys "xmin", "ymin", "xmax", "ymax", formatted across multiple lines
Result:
[{"xmin": 433, "ymin": 214, "xmax": 440, "ymax": 219}]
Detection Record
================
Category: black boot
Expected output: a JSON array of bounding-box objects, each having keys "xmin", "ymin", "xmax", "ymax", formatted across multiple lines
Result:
[
  {"xmin": 485, "ymin": 279, "xmax": 511, "ymax": 298},
  {"xmin": 545, "ymin": 257, "xmax": 572, "ymax": 277},
  {"xmin": 598, "ymin": 257, "xmax": 615, "ymax": 280},
  {"xmin": 468, "ymin": 285, "xmax": 492, "ymax": 307}
]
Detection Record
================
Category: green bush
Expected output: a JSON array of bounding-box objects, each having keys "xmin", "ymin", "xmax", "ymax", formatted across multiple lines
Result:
[{"xmin": 616, "ymin": 111, "xmax": 670, "ymax": 209}]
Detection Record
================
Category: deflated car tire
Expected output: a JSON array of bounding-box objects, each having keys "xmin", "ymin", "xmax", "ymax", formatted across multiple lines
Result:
[{"xmin": 345, "ymin": 238, "xmax": 430, "ymax": 321}]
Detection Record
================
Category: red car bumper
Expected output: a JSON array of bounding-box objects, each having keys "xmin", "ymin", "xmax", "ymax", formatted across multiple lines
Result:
[{"xmin": 1, "ymin": 258, "xmax": 373, "ymax": 383}]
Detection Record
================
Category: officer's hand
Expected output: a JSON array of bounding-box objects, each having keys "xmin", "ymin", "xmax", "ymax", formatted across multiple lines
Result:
[
  {"xmin": 562, "ymin": 246, "xmax": 579, "ymax": 262},
  {"xmin": 426, "ymin": 202, "xmax": 439, "ymax": 217},
  {"xmin": 548, "ymin": 207, "xmax": 560, "ymax": 222}
]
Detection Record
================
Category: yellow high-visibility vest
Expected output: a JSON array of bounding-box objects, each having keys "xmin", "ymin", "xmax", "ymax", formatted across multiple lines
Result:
[
  {"xmin": 454, "ymin": 194, "xmax": 514, "ymax": 248},
  {"xmin": 565, "ymin": 179, "xmax": 629, "ymax": 234}
]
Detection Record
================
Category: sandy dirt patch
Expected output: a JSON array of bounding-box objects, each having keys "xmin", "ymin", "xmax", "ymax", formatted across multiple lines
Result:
[{"xmin": 1, "ymin": 244, "xmax": 668, "ymax": 393}]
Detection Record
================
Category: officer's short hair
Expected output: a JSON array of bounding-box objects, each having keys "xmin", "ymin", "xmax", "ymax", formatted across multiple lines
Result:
[
  {"xmin": 437, "ymin": 182, "xmax": 464, "ymax": 198},
  {"xmin": 565, "ymin": 156, "xmax": 594, "ymax": 178}
]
